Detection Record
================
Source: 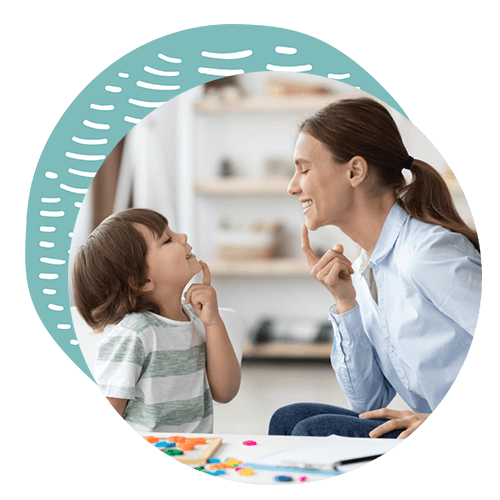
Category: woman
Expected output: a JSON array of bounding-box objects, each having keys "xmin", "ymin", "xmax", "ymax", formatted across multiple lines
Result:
[{"xmin": 269, "ymin": 97, "xmax": 481, "ymax": 439}]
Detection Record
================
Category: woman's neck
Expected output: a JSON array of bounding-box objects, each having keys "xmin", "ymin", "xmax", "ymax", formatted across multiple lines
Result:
[{"xmin": 338, "ymin": 192, "xmax": 396, "ymax": 256}]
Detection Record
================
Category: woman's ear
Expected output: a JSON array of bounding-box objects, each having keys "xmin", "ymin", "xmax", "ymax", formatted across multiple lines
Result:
[{"xmin": 348, "ymin": 156, "xmax": 368, "ymax": 187}]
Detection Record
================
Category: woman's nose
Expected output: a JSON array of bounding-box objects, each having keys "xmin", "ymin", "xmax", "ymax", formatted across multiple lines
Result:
[{"xmin": 287, "ymin": 173, "xmax": 300, "ymax": 196}]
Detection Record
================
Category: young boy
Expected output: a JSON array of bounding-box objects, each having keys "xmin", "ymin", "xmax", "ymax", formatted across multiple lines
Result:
[{"xmin": 72, "ymin": 208, "xmax": 241, "ymax": 433}]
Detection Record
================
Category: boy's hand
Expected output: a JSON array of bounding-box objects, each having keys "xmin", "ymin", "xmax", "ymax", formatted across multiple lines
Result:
[{"xmin": 184, "ymin": 261, "xmax": 221, "ymax": 327}]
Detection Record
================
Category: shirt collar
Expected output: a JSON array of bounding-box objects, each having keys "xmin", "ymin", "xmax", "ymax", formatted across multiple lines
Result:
[{"xmin": 369, "ymin": 202, "xmax": 409, "ymax": 268}]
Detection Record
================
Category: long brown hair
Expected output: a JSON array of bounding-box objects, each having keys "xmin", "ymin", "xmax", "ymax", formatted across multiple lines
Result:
[
  {"xmin": 300, "ymin": 97, "xmax": 479, "ymax": 251},
  {"xmin": 72, "ymin": 208, "xmax": 168, "ymax": 331}
]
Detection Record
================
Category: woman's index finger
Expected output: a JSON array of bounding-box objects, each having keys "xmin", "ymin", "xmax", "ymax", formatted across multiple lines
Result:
[{"xmin": 301, "ymin": 225, "xmax": 319, "ymax": 268}]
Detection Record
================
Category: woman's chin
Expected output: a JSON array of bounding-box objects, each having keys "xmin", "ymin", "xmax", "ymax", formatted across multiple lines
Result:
[{"xmin": 305, "ymin": 219, "xmax": 319, "ymax": 231}]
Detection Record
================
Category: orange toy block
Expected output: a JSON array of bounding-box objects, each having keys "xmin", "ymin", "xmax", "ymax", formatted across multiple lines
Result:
[
  {"xmin": 186, "ymin": 438, "xmax": 207, "ymax": 445},
  {"xmin": 168, "ymin": 436, "xmax": 186, "ymax": 443},
  {"xmin": 164, "ymin": 436, "xmax": 223, "ymax": 467},
  {"xmin": 209, "ymin": 463, "xmax": 234, "ymax": 470},
  {"xmin": 177, "ymin": 443, "xmax": 194, "ymax": 451},
  {"xmin": 144, "ymin": 436, "xmax": 160, "ymax": 444}
]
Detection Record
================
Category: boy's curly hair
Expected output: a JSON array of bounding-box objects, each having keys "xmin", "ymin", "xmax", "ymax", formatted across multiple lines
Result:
[{"xmin": 72, "ymin": 208, "xmax": 168, "ymax": 331}]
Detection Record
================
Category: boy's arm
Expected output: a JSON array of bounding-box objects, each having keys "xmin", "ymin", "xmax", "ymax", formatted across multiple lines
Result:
[
  {"xmin": 185, "ymin": 261, "xmax": 241, "ymax": 404},
  {"xmin": 107, "ymin": 397, "xmax": 128, "ymax": 416},
  {"xmin": 204, "ymin": 318, "xmax": 241, "ymax": 404}
]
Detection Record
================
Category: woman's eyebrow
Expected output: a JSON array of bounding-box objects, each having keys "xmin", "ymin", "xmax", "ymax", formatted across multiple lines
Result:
[{"xmin": 294, "ymin": 157, "xmax": 311, "ymax": 165}]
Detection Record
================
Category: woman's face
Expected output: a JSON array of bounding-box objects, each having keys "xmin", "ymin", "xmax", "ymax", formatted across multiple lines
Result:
[{"xmin": 288, "ymin": 132, "xmax": 352, "ymax": 231}]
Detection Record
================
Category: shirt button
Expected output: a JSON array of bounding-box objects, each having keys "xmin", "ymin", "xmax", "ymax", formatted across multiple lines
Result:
[{"xmin": 388, "ymin": 345, "xmax": 394, "ymax": 353}]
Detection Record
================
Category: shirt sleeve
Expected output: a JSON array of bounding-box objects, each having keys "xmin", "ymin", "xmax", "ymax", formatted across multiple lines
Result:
[
  {"xmin": 95, "ymin": 328, "xmax": 146, "ymax": 400},
  {"xmin": 405, "ymin": 231, "xmax": 481, "ymax": 335},
  {"xmin": 330, "ymin": 303, "xmax": 396, "ymax": 413}
]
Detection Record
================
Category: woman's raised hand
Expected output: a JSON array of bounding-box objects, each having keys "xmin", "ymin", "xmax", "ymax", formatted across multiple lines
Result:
[{"xmin": 301, "ymin": 225, "xmax": 357, "ymax": 314}]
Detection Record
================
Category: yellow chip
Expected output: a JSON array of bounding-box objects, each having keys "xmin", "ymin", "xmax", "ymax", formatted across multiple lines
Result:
[{"xmin": 238, "ymin": 468, "xmax": 254, "ymax": 476}]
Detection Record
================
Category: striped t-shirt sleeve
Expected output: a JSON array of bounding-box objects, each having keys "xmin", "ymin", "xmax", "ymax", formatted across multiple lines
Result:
[{"xmin": 95, "ymin": 328, "xmax": 146, "ymax": 400}]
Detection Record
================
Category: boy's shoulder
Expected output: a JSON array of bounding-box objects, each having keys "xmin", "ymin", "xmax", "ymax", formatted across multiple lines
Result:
[
  {"xmin": 118, "ymin": 311, "xmax": 168, "ymax": 334},
  {"xmin": 119, "ymin": 307, "xmax": 200, "ymax": 333}
]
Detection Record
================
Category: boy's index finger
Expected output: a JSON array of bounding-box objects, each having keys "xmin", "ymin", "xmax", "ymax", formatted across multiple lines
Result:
[
  {"xmin": 199, "ymin": 260, "xmax": 211, "ymax": 285},
  {"xmin": 301, "ymin": 224, "xmax": 319, "ymax": 268}
]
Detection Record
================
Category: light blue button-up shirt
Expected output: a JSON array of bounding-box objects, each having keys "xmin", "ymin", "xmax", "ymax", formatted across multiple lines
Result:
[{"xmin": 329, "ymin": 202, "xmax": 481, "ymax": 414}]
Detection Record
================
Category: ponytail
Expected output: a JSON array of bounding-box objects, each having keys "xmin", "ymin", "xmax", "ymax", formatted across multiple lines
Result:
[
  {"xmin": 398, "ymin": 159, "xmax": 479, "ymax": 252},
  {"xmin": 300, "ymin": 98, "xmax": 480, "ymax": 252}
]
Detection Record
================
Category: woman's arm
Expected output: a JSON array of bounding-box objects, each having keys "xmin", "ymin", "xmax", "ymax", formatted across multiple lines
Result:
[
  {"xmin": 330, "ymin": 303, "xmax": 396, "ymax": 412},
  {"xmin": 302, "ymin": 225, "xmax": 395, "ymax": 412}
]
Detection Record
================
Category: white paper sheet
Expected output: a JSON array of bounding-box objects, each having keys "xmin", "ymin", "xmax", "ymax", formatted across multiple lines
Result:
[{"xmin": 253, "ymin": 434, "xmax": 401, "ymax": 471}]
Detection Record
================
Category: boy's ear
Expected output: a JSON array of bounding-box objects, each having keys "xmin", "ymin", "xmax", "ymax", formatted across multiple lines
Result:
[{"xmin": 141, "ymin": 278, "xmax": 155, "ymax": 292}]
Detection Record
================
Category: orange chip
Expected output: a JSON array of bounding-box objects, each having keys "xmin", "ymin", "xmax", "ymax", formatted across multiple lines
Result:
[
  {"xmin": 186, "ymin": 438, "xmax": 207, "ymax": 445},
  {"xmin": 168, "ymin": 436, "xmax": 186, "ymax": 443},
  {"xmin": 177, "ymin": 443, "xmax": 194, "ymax": 451},
  {"xmin": 144, "ymin": 436, "xmax": 160, "ymax": 443},
  {"xmin": 210, "ymin": 463, "xmax": 233, "ymax": 470}
]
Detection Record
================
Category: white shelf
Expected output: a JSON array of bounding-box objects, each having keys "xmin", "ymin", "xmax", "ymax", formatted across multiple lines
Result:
[
  {"xmin": 195, "ymin": 177, "xmax": 291, "ymax": 195},
  {"xmin": 194, "ymin": 95, "xmax": 338, "ymax": 114},
  {"xmin": 206, "ymin": 258, "xmax": 310, "ymax": 277},
  {"xmin": 243, "ymin": 341, "xmax": 331, "ymax": 359}
]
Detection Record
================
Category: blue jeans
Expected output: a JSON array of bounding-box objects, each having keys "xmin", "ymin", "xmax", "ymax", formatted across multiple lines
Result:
[{"xmin": 269, "ymin": 403, "xmax": 400, "ymax": 439}]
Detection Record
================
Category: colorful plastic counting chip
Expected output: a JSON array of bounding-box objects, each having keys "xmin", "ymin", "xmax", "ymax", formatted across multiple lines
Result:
[
  {"xmin": 238, "ymin": 468, "xmax": 254, "ymax": 476},
  {"xmin": 177, "ymin": 443, "xmax": 194, "ymax": 451},
  {"xmin": 186, "ymin": 438, "xmax": 207, "ymax": 445},
  {"xmin": 299, "ymin": 476, "xmax": 308, "ymax": 482},
  {"xmin": 144, "ymin": 436, "xmax": 160, "ymax": 444},
  {"xmin": 164, "ymin": 449, "xmax": 184, "ymax": 456},
  {"xmin": 204, "ymin": 469, "xmax": 226, "ymax": 476},
  {"xmin": 242, "ymin": 440, "xmax": 257, "ymax": 446},
  {"xmin": 275, "ymin": 475, "xmax": 293, "ymax": 482},
  {"xmin": 168, "ymin": 436, "xmax": 186, "ymax": 443},
  {"xmin": 207, "ymin": 458, "xmax": 220, "ymax": 464},
  {"xmin": 155, "ymin": 441, "xmax": 175, "ymax": 448},
  {"xmin": 210, "ymin": 463, "xmax": 233, "ymax": 470},
  {"xmin": 225, "ymin": 458, "xmax": 242, "ymax": 466}
]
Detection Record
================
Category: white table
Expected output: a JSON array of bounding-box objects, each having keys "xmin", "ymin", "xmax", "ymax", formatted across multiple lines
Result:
[{"xmin": 140, "ymin": 432, "xmax": 373, "ymax": 485}]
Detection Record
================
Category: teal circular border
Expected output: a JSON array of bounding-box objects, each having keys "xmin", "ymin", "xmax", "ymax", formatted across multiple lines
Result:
[{"xmin": 26, "ymin": 24, "xmax": 408, "ymax": 381}]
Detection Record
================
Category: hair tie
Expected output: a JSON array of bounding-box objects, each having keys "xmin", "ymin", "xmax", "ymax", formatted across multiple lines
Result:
[{"xmin": 402, "ymin": 155, "xmax": 414, "ymax": 171}]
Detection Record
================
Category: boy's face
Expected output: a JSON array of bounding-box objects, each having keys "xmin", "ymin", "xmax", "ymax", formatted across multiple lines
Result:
[{"xmin": 136, "ymin": 223, "xmax": 202, "ymax": 293}]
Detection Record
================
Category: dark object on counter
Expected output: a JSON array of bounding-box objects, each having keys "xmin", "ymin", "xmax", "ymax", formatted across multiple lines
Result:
[
  {"xmin": 220, "ymin": 158, "xmax": 234, "ymax": 177},
  {"xmin": 251, "ymin": 319, "xmax": 274, "ymax": 344},
  {"xmin": 314, "ymin": 322, "xmax": 333, "ymax": 343}
]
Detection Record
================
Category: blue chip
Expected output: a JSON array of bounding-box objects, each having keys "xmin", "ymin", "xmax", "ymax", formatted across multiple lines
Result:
[
  {"xmin": 275, "ymin": 475, "xmax": 293, "ymax": 482},
  {"xmin": 155, "ymin": 441, "xmax": 175, "ymax": 448},
  {"xmin": 207, "ymin": 458, "xmax": 220, "ymax": 463}
]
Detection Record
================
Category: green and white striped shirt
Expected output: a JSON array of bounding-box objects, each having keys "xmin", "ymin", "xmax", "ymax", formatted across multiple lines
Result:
[{"xmin": 95, "ymin": 304, "xmax": 213, "ymax": 433}]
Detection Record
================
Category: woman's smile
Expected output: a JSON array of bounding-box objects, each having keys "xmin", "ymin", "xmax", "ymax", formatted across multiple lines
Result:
[{"xmin": 301, "ymin": 199, "xmax": 313, "ymax": 213}]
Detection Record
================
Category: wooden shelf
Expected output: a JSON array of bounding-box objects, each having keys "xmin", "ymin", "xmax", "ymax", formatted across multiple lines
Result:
[
  {"xmin": 195, "ymin": 177, "xmax": 291, "ymax": 195},
  {"xmin": 194, "ymin": 95, "xmax": 338, "ymax": 114},
  {"xmin": 243, "ymin": 341, "xmax": 332, "ymax": 360},
  {"xmin": 206, "ymin": 258, "xmax": 310, "ymax": 276}
]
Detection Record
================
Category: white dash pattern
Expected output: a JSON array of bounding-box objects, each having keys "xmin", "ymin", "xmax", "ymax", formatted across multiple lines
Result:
[{"xmin": 201, "ymin": 50, "xmax": 252, "ymax": 59}]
